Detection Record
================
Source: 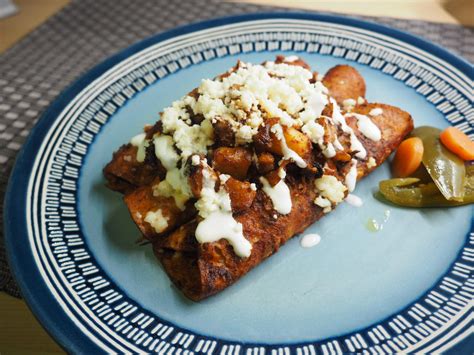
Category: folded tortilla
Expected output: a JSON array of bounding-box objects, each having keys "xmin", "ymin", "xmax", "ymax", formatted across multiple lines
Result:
[{"xmin": 104, "ymin": 58, "xmax": 413, "ymax": 301}]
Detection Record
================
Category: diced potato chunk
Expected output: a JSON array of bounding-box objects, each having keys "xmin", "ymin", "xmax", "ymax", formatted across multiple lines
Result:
[
  {"xmin": 213, "ymin": 119, "xmax": 235, "ymax": 147},
  {"xmin": 253, "ymin": 118, "xmax": 283, "ymax": 155},
  {"xmin": 256, "ymin": 152, "xmax": 275, "ymax": 174},
  {"xmin": 225, "ymin": 177, "xmax": 257, "ymax": 213},
  {"xmin": 212, "ymin": 147, "xmax": 252, "ymax": 180},
  {"xmin": 188, "ymin": 165, "xmax": 204, "ymax": 198},
  {"xmin": 264, "ymin": 169, "xmax": 282, "ymax": 187},
  {"xmin": 283, "ymin": 126, "xmax": 312, "ymax": 161},
  {"xmin": 334, "ymin": 151, "xmax": 352, "ymax": 162}
]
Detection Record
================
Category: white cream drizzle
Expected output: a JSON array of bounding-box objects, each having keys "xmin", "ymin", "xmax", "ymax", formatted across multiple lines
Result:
[
  {"xmin": 153, "ymin": 135, "xmax": 179, "ymax": 170},
  {"xmin": 333, "ymin": 137, "xmax": 344, "ymax": 151},
  {"xmin": 330, "ymin": 98, "xmax": 367, "ymax": 159},
  {"xmin": 345, "ymin": 159, "xmax": 358, "ymax": 192},
  {"xmin": 331, "ymin": 99, "xmax": 351, "ymax": 133},
  {"xmin": 260, "ymin": 176, "xmax": 292, "ymax": 215},
  {"xmin": 130, "ymin": 133, "xmax": 148, "ymax": 163},
  {"xmin": 300, "ymin": 233, "xmax": 321, "ymax": 248},
  {"xmin": 271, "ymin": 123, "xmax": 307, "ymax": 168},
  {"xmin": 350, "ymin": 133, "xmax": 367, "ymax": 159},
  {"xmin": 323, "ymin": 143, "xmax": 336, "ymax": 158},
  {"xmin": 350, "ymin": 113, "xmax": 382, "ymax": 142},
  {"xmin": 278, "ymin": 168, "xmax": 286, "ymax": 179},
  {"xmin": 196, "ymin": 211, "xmax": 251, "ymax": 258},
  {"xmin": 345, "ymin": 194, "xmax": 363, "ymax": 207},
  {"xmin": 195, "ymin": 166, "xmax": 252, "ymax": 258}
]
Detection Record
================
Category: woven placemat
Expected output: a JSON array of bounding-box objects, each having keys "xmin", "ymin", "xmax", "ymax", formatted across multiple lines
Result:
[{"xmin": 1, "ymin": 0, "xmax": 473, "ymax": 298}]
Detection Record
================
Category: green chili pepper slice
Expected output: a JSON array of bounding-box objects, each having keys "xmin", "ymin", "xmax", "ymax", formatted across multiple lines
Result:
[
  {"xmin": 411, "ymin": 126, "xmax": 466, "ymax": 201},
  {"xmin": 378, "ymin": 166, "xmax": 474, "ymax": 207}
]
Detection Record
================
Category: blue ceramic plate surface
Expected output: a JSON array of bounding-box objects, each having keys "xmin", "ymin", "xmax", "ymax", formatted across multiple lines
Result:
[{"xmin": 5, "ymin": 13, "xmax": 473, "ymax": 354}]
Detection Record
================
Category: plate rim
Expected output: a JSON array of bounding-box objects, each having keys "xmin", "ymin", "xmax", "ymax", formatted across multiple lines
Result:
[{"xmin": 4, "ymin": 11, "xmax": 473, "ymax": 353}]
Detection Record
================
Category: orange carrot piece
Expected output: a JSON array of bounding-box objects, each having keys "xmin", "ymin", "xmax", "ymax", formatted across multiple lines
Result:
[
  {"xmin": 440, "ymin": 127, "xmax": 474, "ymax": 161},
  {"xmin": 392, "ymin": 137, "xmax": 424, "ymax": 178}
]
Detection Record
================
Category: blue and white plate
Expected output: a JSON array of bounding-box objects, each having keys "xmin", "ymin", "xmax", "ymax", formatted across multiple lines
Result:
[{"xmin": 5, "ymin": 13, "xmax": 473, "ymax": 354}]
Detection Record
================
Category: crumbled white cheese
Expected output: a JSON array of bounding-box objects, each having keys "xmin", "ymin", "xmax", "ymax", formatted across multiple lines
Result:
[
  {"xmin": 157, "ymin": 61, "xmax": 334, "ymax": 165},
  {"xmin": 268, "ymin": 80, "xmax": 303, "ymax": 115},
  {"xmin": 301, "ymin": 120, "xmax": 325, "ymax": 143},
  {"xmin": 235, "ymin": 125, "xmax": 254, "ymax": 144},
  {"xmin": 283, "ymin": 55, "xmax": 299, "ymax": 62},
  {"xmin": 194, "ymin": 94, "xmax": 228, "ymax": 120},
  {"xmin": 314, "ymin": 196, "xmax": 331, "ymax": 208},
  {"xmin": 369, "ymin": 108, "xmax": 383, "ymax": 116},
  {"xmin": 198, "ymin": 79, "xmax": 225, "ymax": 99},
  {"xmin": 191, "ymin": 154, "xmax": 201, "ymax": 166},
  {"xmin": 144, "ymin": 209, "xmax": 169, "ymax": 233},
  {"xmin": 314, "ymin": 175, "xmax": 347, "ymax": 204},
  {"xmin": 130, "ymin": 133, "xmax": 148, "ymax": 163},
  {"xmin": 323, "ymin": 206, "xmax": 332, "ymax": 213},
  {"xmin": 194, "ymin": 168, "xmax": 228, "ymax": 218},
  {"xmin": 219, "ymin": 174, "xmax": 230, "ymax": 183},
  {"xmin": 174, "ymin": 119, "xmax": 214, "ymax": 159},
  {"xmin": 160, "ymin": 98, "xmax": 214, "ymax": 160},
  {"xmin": 367, "ymin": 157, "xmax": 377, "ymax": 169},
  {"xmin": 153, "ymin": 135, "xmax": 179, "ymax": 170},
  {"xmin": 153, "ymin": 166, "xmax": 192, "ymax": 210},
  {"xmin": 250, "ymin": 183, "xmax": 257, "ymax": 191},
  {"xmin": 343, "ymin": 98, "xmax": 356, "ymax": 111}
]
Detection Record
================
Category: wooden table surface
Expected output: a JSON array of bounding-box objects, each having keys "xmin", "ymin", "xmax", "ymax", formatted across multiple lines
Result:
[{"xmin": 0, "ymin": 0, "xmax": 472, "ymax": 353}]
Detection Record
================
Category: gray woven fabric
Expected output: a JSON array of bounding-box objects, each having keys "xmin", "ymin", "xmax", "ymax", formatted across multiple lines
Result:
[{"xmin": 1, "ymin": 0, "xmax": 472, "ymax": 298}]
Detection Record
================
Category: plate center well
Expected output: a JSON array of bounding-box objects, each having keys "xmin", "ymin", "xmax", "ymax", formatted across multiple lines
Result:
[{"xmin": 79, "ymin": 52, "xmax": 471, "ymax": 343}]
